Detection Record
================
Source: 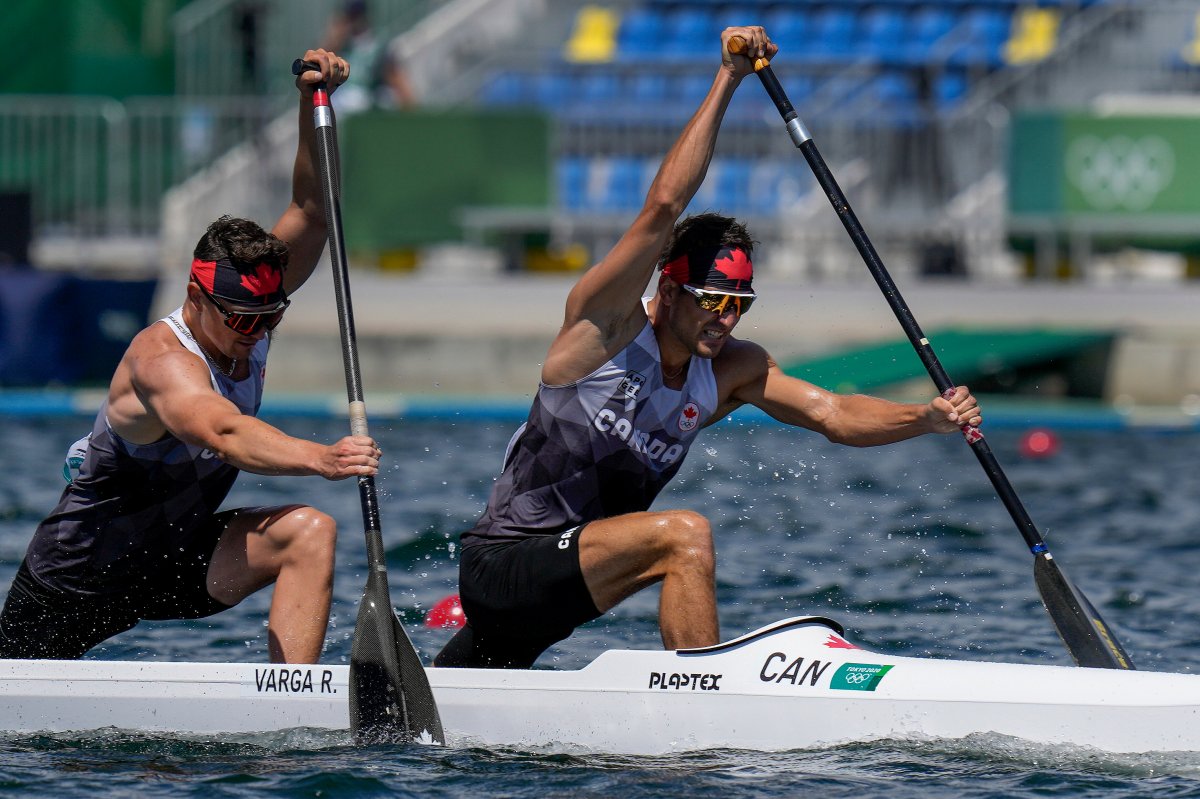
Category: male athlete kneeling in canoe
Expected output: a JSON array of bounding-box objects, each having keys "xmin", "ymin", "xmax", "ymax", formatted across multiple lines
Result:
[
  {"xmin": 435, "ymin": 27, "xmax": 983, "ymax": 669},
  {"xmin": 0, "ymin": 50, "xmax": 377, "ymax": 664}
]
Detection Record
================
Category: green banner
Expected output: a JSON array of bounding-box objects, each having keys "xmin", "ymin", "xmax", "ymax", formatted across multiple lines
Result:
[
  {"xmin": 1009, "ymin": 111, "xmax": 1200, "ymax": 254},
  {"xmin": 1012, "ymin": 112, "xmax": 1200, "ymax": 215},
  {"xmin": 340, "ymin": 109, "xmax": 551, "ymax": 251},
  {"xmin": 5, "ymin": 0, "xmax": 179, "ymax": 96}
]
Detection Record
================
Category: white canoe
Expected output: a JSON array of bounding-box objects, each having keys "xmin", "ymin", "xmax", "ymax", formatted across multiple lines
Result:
[{"xmin": 2, "ymin": 616, "xmax": 1197, "ymax": 754}]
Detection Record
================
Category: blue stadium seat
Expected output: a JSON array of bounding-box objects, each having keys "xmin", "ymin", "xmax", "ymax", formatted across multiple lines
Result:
[
  {"xmin": 815, "ymin": 74, "xmax": 869, "ymax": 107},
  {"xmin": 725, "ymin": 82, "xmax": 768, "ymax": 120},
  {"xmin": 685, "ymin": 160, "xmax": 722, "ymax": 215},
  {"xmin": 557, "ymin": 157, "xmax": 589, "ymax": 211},
  {"xmin": 749, "ymin": 160, "xmax": 809, "ymax": 215},
  {"xmin": 934, "ymin": 70, "xmax": 969, "ymax": 109},
  {"xmin": 715, "ymin": 6, "xmax": 763, "ymax": 36},
  {"xmin": 676, "ymin": 72, "xmax": 715, "ymax": 108},
  {"xmin": 804, "ymin": 8, "xmax": 859, "ymax": 63},
  {"xmin": 600, "ymin": 157, "xmax": 647, "ymax": 211},
  {"xmin": 1173, "ymin": 11, "xmax": 1200, "ymax": 71},
  {"xmin": 780, "ymin": 74, "xmax": 816, "ymax": 107},
  {"xmin": 573, "ymin": 71, "xmax": 622, "ymax": 106},
  {"xmin": 903, "ymin": 7, "xmax": 958, "ymax": 68},
  {"xmin": 867, "ymin": 72, "xmax": 916, "ymax": 107},
  {"xmin": 946, "ymin": 8, "xmax": 1011, "ymax": 68},
  {"xmin": 856, "ymin": 72, "xmax": 918, "ymax": 123},
  {"xmin": 662, "ymin": 7, "xmax": 715, "ymax": 59},
  {"xmin": 763, "ymin": 7, "xmax": 809, "ymax": 54},
  {"xmin": 618, "ymin": 8, "xmax": 666, "ymax": 57},
  {"xmin": 715, "ymin": 158, "xmax": 753, "ymax": 214},
  {"xmin": 639, "ymin": 157, "xmax": 659, "ymax": 197},
  {"xmin": 859, "ymin": 7, "xmax": 909, "ymax": 65},
  {"xmin": 478, "ymin": 71, "xmax": 527, "ymax": 106},
  {"xmin": 530, "ymin": 73, "xmax": 571, "ymax": 108},
  {"xmin": 628, "ymin": 73, "xmax": 670, "ymax": 106}
]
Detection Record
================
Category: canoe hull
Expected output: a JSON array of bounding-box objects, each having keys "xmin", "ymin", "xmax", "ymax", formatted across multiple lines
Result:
[{"xmin": 3, "ymin": 617, "xmax": 1198, "ymax": 754}]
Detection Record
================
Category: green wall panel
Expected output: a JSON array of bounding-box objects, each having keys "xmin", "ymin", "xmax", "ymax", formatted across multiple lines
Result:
[
  {"xmin": 1011, "ymin": 112, "xmax": 1200, "ymax": 216},
  {"xmin": 6, "ymin": 0, "xmax": 178, "ymax": 97},
  {"xmin": 340, "ymin": 109, "xmax": 550, "ymax": 250}
]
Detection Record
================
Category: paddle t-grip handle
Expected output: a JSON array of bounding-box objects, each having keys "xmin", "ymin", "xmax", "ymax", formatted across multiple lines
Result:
[
  {"xmin": 726, "ymin": 35, "xmax": 807, "ymax": 146},
  {"xmin": 291, "ymin": 58, "xmax": 322, "ymax": 77},
  {"xmin": 725, "ymin": 35, "xmax": 771, "ymax": 71}
]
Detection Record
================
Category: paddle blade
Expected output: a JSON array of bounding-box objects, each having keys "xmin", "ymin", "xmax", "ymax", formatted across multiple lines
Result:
[
  {"xmin": 349, "ymin": 576, "xmax": 446, "ymax": 744},
  {"xmin": 1033, "ymin": 552, "xmax": 1134, "ymax": 670}
]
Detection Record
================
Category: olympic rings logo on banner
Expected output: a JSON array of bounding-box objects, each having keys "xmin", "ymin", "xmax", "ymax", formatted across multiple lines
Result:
[{"xmin": 1065, "ymin": 135, "xmax": 1175, "ymax": 212}]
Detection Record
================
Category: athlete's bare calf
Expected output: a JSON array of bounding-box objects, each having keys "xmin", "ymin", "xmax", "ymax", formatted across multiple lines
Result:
[{"xmin": 207, "ymin": 504, "xmax": 336, "ymax": 663}]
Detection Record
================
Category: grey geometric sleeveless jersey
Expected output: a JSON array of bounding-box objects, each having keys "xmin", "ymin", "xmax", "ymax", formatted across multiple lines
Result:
[
  {"xmin": 25, "ymin": 308, "xmax": 269, "ymax": 595},
  {"xmin": 464, "ymin": 320, "xmax": 718, "ymax": 545}
]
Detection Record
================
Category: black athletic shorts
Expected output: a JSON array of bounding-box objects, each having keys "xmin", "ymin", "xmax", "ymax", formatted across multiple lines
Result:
[
  {"xmin": 0, "ymin": 510, "xmax": 237, "ymax": 660},
  {"xmin": 434, "ymin": 524, "xmax": 602, "ymax": 669}
]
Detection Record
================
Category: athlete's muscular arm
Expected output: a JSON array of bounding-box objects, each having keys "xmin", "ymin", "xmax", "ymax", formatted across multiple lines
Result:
[
  {"xmin": 133, "ymin": 348, "xmax": 379, "ymax": 479},
  {"xmin": 709, "ymin": 340, "xmax": 983, "ymax": 446},
  {"xmin": 542, "ymin": 27, "xmax": 776, "ymax": 386},
  {"xmin": 271, "ymin": 48, "xmax": 350, "ymax": 297}
]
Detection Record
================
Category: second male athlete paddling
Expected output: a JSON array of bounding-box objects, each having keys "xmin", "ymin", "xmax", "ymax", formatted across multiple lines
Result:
[{"xmin": 435, "ymin": 27, "xmax": 982, "ymax": 669}]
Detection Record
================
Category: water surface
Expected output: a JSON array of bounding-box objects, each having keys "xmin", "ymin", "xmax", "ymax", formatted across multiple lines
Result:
[{"xmin": 2, "ymin": 413, "xmax": 1199, "ymax": 797}]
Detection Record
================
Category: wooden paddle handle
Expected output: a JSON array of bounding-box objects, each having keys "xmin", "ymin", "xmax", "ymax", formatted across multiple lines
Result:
[{"xmin": 726, "ymin": 35, "xmax": 771, "ymax": 72}]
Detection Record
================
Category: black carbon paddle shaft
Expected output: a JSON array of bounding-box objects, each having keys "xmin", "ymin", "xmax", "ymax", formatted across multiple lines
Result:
[
  {"xmin": 729, "ymin": 39, "xmax": 1133, "ymax": 669},
  {"xmin": 294, "ymin": 58, "xmax": 447, "ymax": 737}
]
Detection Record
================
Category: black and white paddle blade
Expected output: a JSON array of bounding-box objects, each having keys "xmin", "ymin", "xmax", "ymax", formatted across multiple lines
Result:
[
  {"xmin": 349, "ymin": 573, "xmax": 446, "ymax": 744},
  {"xmin": 1034, "ymin": 553, "xmax": 1133, "ymax": 670}
]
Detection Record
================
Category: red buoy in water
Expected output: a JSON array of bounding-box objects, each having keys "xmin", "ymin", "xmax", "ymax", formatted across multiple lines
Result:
[
  {"xmin": 424, "ymin": 593, "xmax": 465, "ymax": 628},
  {"xmin": 1019, "ymin": 428, "xmax": 1060, "ymax": 459}
]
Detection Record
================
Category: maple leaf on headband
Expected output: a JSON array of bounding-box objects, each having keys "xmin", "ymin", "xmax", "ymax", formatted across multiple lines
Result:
[
  {"xmin": 713, "ymin": 248, "xmax": 753, "ymax": 282},
  {"xmin": 240, "ymin": 263, "xmax": 283, "ymax": 297}
]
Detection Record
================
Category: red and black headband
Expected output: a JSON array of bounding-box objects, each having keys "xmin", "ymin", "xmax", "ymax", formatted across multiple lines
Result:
[
  {"xmin": 190, "ymin": 258, "xmax": 286, "ymax": 306},
  {"xmin": 662, "ymin": 246, "xmax": 754, "ymax": 292}
]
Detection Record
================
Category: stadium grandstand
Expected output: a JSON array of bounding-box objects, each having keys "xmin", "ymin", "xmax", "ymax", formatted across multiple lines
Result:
[
  {"xmin": 3, "ymin": 0, "xmax": 1200, "ymax": 392},
  {"xmin": 5, "ymin": 2, "xmax": 1199, "ymax": 277}
]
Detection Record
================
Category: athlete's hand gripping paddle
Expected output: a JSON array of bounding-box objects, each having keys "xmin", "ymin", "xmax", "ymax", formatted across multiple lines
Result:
[
  {"xmin": 726, "ymin": 37, "xmax": 1133, "ymax": 670},
  {"xmin": 292, "ymin": 58, "xmax": 446, "ymax": 741}
]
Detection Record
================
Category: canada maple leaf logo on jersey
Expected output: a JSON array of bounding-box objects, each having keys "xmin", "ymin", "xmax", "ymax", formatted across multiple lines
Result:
[
  {"xmin": 678, "ymin": 402, "xmax": 700, "ymax": 432},
  {"xmin": 240, "ymin": 263, "xmax": 283, "ymax": 297}
]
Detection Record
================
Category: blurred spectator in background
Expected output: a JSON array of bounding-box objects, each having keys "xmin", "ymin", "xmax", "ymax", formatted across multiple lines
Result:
[{"xmin": 322, "ymin": 0, "xmax": 417, "ymax": 112}]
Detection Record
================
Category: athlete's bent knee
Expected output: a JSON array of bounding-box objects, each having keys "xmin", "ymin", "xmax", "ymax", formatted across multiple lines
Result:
[
  {"xmin": 280, "ymin": 507, "xmax": 337, "ymax": 570},
  {"xmin": 657, "ymin": 510, "xmax": 715, "ymax": 570}
]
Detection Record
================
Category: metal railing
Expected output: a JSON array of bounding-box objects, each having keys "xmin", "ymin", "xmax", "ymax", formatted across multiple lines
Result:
[
  {"xmin": 0, "ymin": 96, "xmax": 278, "ymax": 240},
  {"xmin": 2, "ymin": 0, "xmax": 445, "ymax": 247},
  {"xmin": 0, "ymin": 97, "xmax": 126, "ymax": 238}
]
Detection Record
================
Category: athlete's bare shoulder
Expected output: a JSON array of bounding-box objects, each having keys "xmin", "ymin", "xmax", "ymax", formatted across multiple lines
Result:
[
  {"xmin": 709, "ymin": 337, "xmax": 772, "ymax": 413},
  {"xmin": 107, "ymin": 321, "xmax": 210, "ymax": 442},
  {"xmin": 713, "ymin": 336, "xmax": 771, "ymax": 378},
  {"xmin": 542, "ymin": 303, "xmax": 648, "ymax": 386}
]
